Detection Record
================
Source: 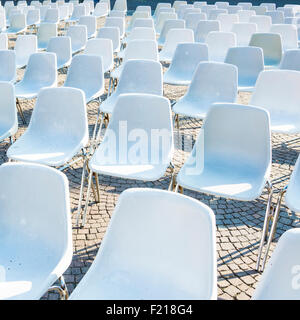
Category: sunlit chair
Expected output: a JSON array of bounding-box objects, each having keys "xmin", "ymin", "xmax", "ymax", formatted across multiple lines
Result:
[
  {"xmin": 58, "ymin": 5, "xmax": 69, "ymax": 21},
  {"xmin": 109, "ymin": 10, "xmax": 125, "ymax": 18},
  {"xmin": 97, "ymin": 26, "xmax": 120, "ymax": 53},
  {"xmin": 227, "ymin": 5, "xmax": 242, "ymax": 14},
  {"xmin": 195, "ymin": 20, "xmax": 220, "ymax": 43},
  {"xmin": 173, "ymin": 62, "xmax": 238, "ymax": 125},
  {"xmin": 237, "ymin": 10, "xmax": 256, "ymax": 23},
  {"xmin": 64, "ymin": 54, "xmax": 104, "ymax": 104},
  {"xmin": 0, "ymin": 50, "xmax": 16, "ymax": 83},
  {"xmin": 153, "ymin": 3, "xmax": 171, "ymax": 20},
  {"xmin": 121, "ymin": 26, "xmax": 156, "ymax": 49},
  {"xmin": 4, "ymin": 13, "xmax": 26, "ymax": 34},
  {"xmin": 126, "ymin": 11, "xmax": 150, "ymax": 33},
  {"xmin": 37, "ymin": 23, "xmax": 57, "ymax": 50},
  {"xmin": 279, "ymin": 49, "xmax": 300, "ymax": 71},
  {"xmin": 130, "ymin": 17, "xmax": 154, "ymax": 30},
  {"xmin": 104, "ymin": 16, "xmax": 125, "ymax": 38},
  {"xmin": 0, "ymin": 34, "xmax": 8, "ymax": 50},
  {"xmin": 112, "ymin": 0, "xmax": 127, "ymax": 14},
  {"xmin": 216, "ymin": 1, "xmax": 229, "ymax": 9},
  {"xmin": 0, "ymin": 162, "xmax": 72, "ymax": 300},
  {"xmin": 231, "ymin": 22, "xmax": 257, "ymax": 46},
  {"xmin": 65, "ymin": 4, "xmax": 86, "ymax": 24},
  {"xmin": 155, "ymin": 12, "xmax": 177, "ymax": 35},
  {"xmin": 260, "ymin": 3, "xmax": 276, "ymax": 11},
  {"xmin": 39, "ymin": 5, "xmax": 51, "ymax": 22},
  {"xmin": 15, "ymin": 35, "xmax": 37, "ymax": 69},
  {"xmin": 237, "ymin": 2, "xmax": 253, "ymax": 10},
  {"xmin": 265, "ymin": 10, "xmax": 284, "ymax": 24},
  {"xmin": 177, "ymin": 4, "xmax": 194, "ymax": 19},
  {"xmin": 182, "ymin": 8, "xmax": 201, "ymax": 21},
  {"xmin": 93, "ymin": 2, "xmax": 108, "ymax": 18},
  {"xmin": 216, "ymin": 13, "xmax": 239, "ymax": 32},
  {"xmin": 26, "ymin": 8, "xmax": 40, "ymax": 28},
  {"xmin": 47, "ymin": 36, "xmax": 72, "ymax": 70},
  {"xmin": 164, "ymin": 43, "xmax": 209, "ymax": 86},
  {"xmin": 194, "ymin": 2, "xmax": 208, "ymax": 9},
  {"xmin": 173, "ymin": 1, "xmax": 187, "ymax": 12},
  {"xmin": 185, "ymin": 12, "xmax": 207, "ymax": 32},
  {"xmin": 135, "ymin": 5, "xmax": 151, "ymax": 15},
  {"xmin": 249, "ymin": 15, "xmax": 271, "ymax": 32},
  {"xmin": 251, "ymin": 5, "xmax": 267, "ymax": 15},
  {"xmin": 43, "ymin": 8, "xmax": 59, "ymax": 24},
  {"xmin": 157, "ymin": 19, "xmax": 185, "ymax": 46},
  {"xmin": 77, "ymin": 94, "xmax": 174, "ymax": 226},
  {"xmin": 79, "ymin": 15, "xmax": 97, "ymax": 39},
  {"xmin": 208, "ymin": 9, "xmax": 227, "ymax": 20},
  {"xmin": 225, "ymin": 46, "xmax": 264, "ymax": 92},
  {"xmin": 270, "ymin": 24, "xmax": 298, "ymax": 51},
  {"xmin": 66, "ymin": 24, "xmax": 87, "ymax": 54},
  {"xmin": 206, "ymin": 31, "xmax": 236, "ymax": 62}
]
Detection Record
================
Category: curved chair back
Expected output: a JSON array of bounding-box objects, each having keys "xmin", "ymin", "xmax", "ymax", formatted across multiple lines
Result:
[
  {"xmin": 47, "ymin": 36, "xmax": 72, "ymax": 69},
  {"xmin": 15, "ymin": 34, "xmax": 37, "ymax": 69},
  {"xmin": 206, "ymin": 31, "xmax": 236, "ymax": 62},
  {"xmin": 231, "ymin": 22, "xmax": 257, "ymax": 46},
  {"xmin": 97, "ymin": 26, "xmax": 120, "ymax": 52},
  {"xmin": 0, "ymin": 50, "xmax": 16, "ymax": 83},
  {"xmin": 195, "ymin": 20, "xmax": 220, "ymax": 43},
  {"xmin": 249, "ymin": 15, "xmax": 271, "ymax": 32}
]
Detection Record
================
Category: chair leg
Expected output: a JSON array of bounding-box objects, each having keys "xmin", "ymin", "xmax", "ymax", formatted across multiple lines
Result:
[
  {"xmin": 168, "ymin": 162, "xmax": 175, "ymax": 191},
  {"xmin": 82, "ymin": 168, "xmax": 94, "ymax": 227},
  {"xmin": 76, "ymin": 159, "xmax": 87, "ymax": 226},
  {"xmin": 260, "ymin": 187, "xmax": 287, "ymax": 271},
  {"xmin": 108, "ymin": 77, "xmax": 113, "ymax": 96},
  {"xmin": 47, "ymin": 276, "xmax": 69, "ymax": 300},
  {"xmin": 256, "ymin": 182, "xmax": 273, "ymax": 271},
  {"xmin": 94, "ymin": 172, "xmax": 100, "ymax": 203},
  {"xmin": 16, "ymin": 98, "xmax": 27, "ymax": 125}
]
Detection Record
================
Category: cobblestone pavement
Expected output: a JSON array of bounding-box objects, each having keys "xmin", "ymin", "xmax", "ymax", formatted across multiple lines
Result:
[{"xmin": 1, "ymin": 17, "xmax": 300, "ymax": 300}]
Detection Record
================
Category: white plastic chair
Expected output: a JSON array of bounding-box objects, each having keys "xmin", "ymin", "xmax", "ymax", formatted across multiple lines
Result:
[
  {"xmin": 64, "ymin": 54, "xmax": 104, "ymax": 104},
  {"xmin": 216, "ymin": 1, "xmax": 229, "ymax": 9},
  {"xmin": 249, "ymin": 33, "xmax": 283, "ymax": 68},
  {"xmin": 261, "ymin": 3, "xmax": 276, "ymax": 11},
  {"xmin": 72, "ymin": 187, "xmax": 217, "ymax": 299},
  {"xmin": 58, "ymin": 5, "xmax": 69, "ymax": 21},
  {"xmin": 231, "ymin": 22, "xmax": 257, "ymax": 46},
  {"xmin": 93, "ymin": 2, "xmax": 108, "ymax": 18},
  {"xmin": 79, "ymin": 15, "xmax": 97, "ymax": 39},
  {"xmin": 26, "ymin": 8, "xmax": 40, "ymax": 27},
  {"xmin": 237, "ymin": 2, "xmax": 253, "ymax": 10},
  {"xmin": 66, "ymin": 25, "xmax": 87, "ymax": 54},
  {"xmin": 153, "ymin": 3, "xmax": 171, "ymax": 19},
  {"xmin": 225, "ymin": 46, "xmax": 264, "ymax": 92},
  {"xmin": 265, "ymin": 10, "xmax": 284, "ymax": 24},
  {"xmin": 43, "ymin": 8, "xmax": 59, "ymax": 24},
  {"xmin": 0, "ymin": 82, "xmax": 18, "ymax": 143},
  {"xmin": 4, "ymin": 13, "xmax": 26, "ymax": 34},
  {"xmin": 131, "ymin": 18, "xmax": 154, "ymax": 30},
  {"xmin": 0, "ymin": 12, "xmax": 6, "ymax": 32},
  {"xmin": 164, "ymin": 43, "xmax": 209, "ymax": 86},
  {"xmin": 78, "ymin": 94, "xmax": 174, "ymax": 226},
  {"xmin": 176, "ymin": 102, "xmax": 271, "ymax": 204},
  {"xmin": 177, "ymin": 4, "xmax": 194, "ymax": 19},
  {"xmin": 237, "ymin": 10, "xmax": 256, "ymax": 23},
  {"xmin": 279, "ymin": 49, "xmax": 300, "ymax": 71},
  {"xmin": 217, "ymin": 13, "xmax": 239, "ymax": 32},
  {"xmin": 109, "ymin": 9, "xmax": 125, "ymax": 18},
  {"xmin": 136, "ymin": 5, "xmax": 151, "ymax": 15},
  {"xmin": 97, "ymin": 26, "xmax": 120, "ymax": 53},
  {"xmin": 185, "ymin": 12, "xmax": 207, "ymax": 32},
  {"xmin": 253, "ymin": 228, "xmax": 300, "ymax": 299},
  {"xmin": 39, "ymin": 5, "xmax": 51, "ymax": 21},
  {"xmin": 0, "ymin": 33, "xmax": 8, "ymax": 50},
  {"xmin": 250, "ymin": 69, "xmax": 300, "ymax": 134},
  {"xmin": 270, "ymin": 24, "xmax": 298, "ymax": 51},
  {"xmin": 46, "ymin": 36, "xmax": 72, "ymax": 70},
  {"xmin": 99, "ymin": 0, "xmax": 110, "ymax": 13},
  {"xmin": 182, "ymin": 8, "xmax": 202, "ymax": 21},
  {"xmin": 126, "ymin": 11, "xmax": 150, "ymax": 33},
  {"xmin": 155, "ymin": 7, "xmax": 175, "ymax": 22},
  {"xmin": 84, "ymin": 38, "xmax": 114, "ymax": 73},
  {"xmin": 7, "ymin": 87, "xmax": 88, "ymax": 167},
  {"xmin": 199, "ymin": 4, "xmax": 217, "ymax": 16},
  {"xmin": 249, "ymin": 15, "xmax": 272, "ymax": 32},
  {"xmin": 37, "ymin": 23, "xmax": 57, "ymax": 50},
  {"xmin": 174, "ymin": 1, "xmax": 187, "ymax": 12},
  {"xmin": 285, "ymin": 155, "xmax": 300, "ymax": 214},
  {"xmin": 157, "ymin": 19, "xmax": 185, "ymax": 46},
  {"xmin": 0, "ymin": 50, "xmax": 16, "ymax": 83},
  {"xmin": 112, "ymin": 0, "xmax": 127, "ymax": 14},
  {"xmin": 227, "ymin": 5, "xmax": 242, "ymax": 14},
  {"xmin": 206, "ymin": 31, "xmax": 236, "ymax": 62},
  {"xmin": 15, "ymin": 35, "xmax": 37, "ymax": 69},
  {"xmin": 104, "ymin": 16, "xmax": 125, "ymax": 38},
  {"xmin": 172, "ymin": 62, "xmax": 237, "ymax": 122},
  {"xmin": 194, "ymin": 1, "xmax": 208, "ymax": 9},
  {"xmin": 66, "ymin": 4, "xmax": 86, "ymax": 24},
  {"xmin": 121, "ymin": 26, "xmax": 156, "ymax": 47},
  {"xmin": 208, "ymin": 8, "xmax": 227, "ymax": 20},
  {"xmin": 100, "ymin": 59, "xmax": 163, "ymax": 115},
  {"xmin": 251, "ymin": 5, "xmax": 266, "ymax": 15},
  {"xmin": 0, "ymin": 162, "xmax": 72, "ymax": 300},
  {"xmin": 159, "ymin": 28, "xmax": 194, "ymax": 63},
  {"xmin": 195, "ymin": 20, "xmax": 220, "ymax": 43},
  {"xmin": 155, "ymin": 12, "xmax": 177, "ymax": 35}
]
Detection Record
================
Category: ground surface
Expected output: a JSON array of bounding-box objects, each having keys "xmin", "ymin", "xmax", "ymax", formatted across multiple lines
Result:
[{"xmin": 2, "ymin": 16, "xmax": 300, "ymax": 300}]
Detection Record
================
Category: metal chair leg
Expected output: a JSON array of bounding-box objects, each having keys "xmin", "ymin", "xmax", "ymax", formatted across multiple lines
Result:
[
  {"xmin": 168, "ymin": 162, "xmax": 175, "ymax": 191},
  {"xmin": 82, "ymin": 168, "xmax": 93, "ymax": 227},
  {"xmin": 16, "ymin": 98, "xmax": 27, "ymax": 125},
  {"xmin": 47, "ymin": 276, "xmax": 69, "ymax": 300},
  {"xmin": 76, "ymin": 159, "xmax": 87, "ymax": 227}
]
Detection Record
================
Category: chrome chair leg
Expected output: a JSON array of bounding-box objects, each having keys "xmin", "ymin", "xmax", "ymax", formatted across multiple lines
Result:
[
  {"xmin": 76, "ymin": 159, "xmax": 87, "ymax": 227},
  {"xmin": 82, "ymin": 167, "xmax": 94, "ymax": 227},
  {"xmin": 47, "ymin": 276, "xmax": 69, "ymax": 300},
  {"xmin": 168, "ymin": 162, "xmax": 175, "ymax": 191},
  {"xmin": 16, "ymin": 98, "xmax": 27, "ymax": 125}
]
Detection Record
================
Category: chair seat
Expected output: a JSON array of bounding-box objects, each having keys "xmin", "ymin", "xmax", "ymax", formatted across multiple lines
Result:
[
  {"xmin": 15, "ymin": 83, "xmax": 45, "ymax": 99},
  {"xmin": 72, "ymin": 44, "xmax": 86, "ymax": 54},
  {"xmin": 7, "ymin": 134, "xmax": 87, "ymax": 167},
  {"xmin": 110, "ymin": 65, "xmax": 123, "ymax": 79},
  {"xmin": 57, "ymin": 58, "xmax": 71, "ymax": 70},
  {"xmin": 4, "ymin": 27, "xmax": 26, "ymax": 34},
  {"xmin": 269, "ymin": 112, "xmax": 300, "ymax": 134},
  {"xmin": 163, "ymin": 71, "xmax": 192, "ymax": 86},
  {"xmin": 177, "ymin": 163, "xmax": 267, "ymax": 201},
  {"xmin": 85, "ymin": 87, "xmax": 105, "ymax": 104},
  {"xmin": 173, "ymin": 97, "xmax": 211, "ymax": 119},
  {"xmin": 0, "ymin": 122, "xmax": 17, "ymax": 141},
  {"xmin": 99, "ymin": 93, "xmax": 118, "ymax": 114},
  {"xmin": 159, "ymin": 51, "xmax": 173, "ymax": 63}
]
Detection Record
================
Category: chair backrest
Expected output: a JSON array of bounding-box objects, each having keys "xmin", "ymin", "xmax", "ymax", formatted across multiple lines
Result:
[
  {"xmin": 37, "ymin": 22, "xmax": 57, "ymax": 47},
  {"xmin": 94, "ymin": 2, "xmax": 108, "ymax": 16},
  {"xmin": 206, "ymin": 31, "xmax": 236, "ymax": 62},
  {"xmin": 113, "ymin": 0, "xmax": 127, "ymax": 12},
  {"xmin": 66, "ymin": 24, "xmax": 87, "ymax": 51},
  {"xmin": 231, "ymin": 22, "xmax": 257, "ymax": 46},
  {"xmin": 123, "ymin": 39, "xmax": 158, "ymax": 63},
  {"xmin": 216, "ymin": 1, "xmax": 229, "ymax": 9},
  {"xmin": 0, "ymin": 81, "xmax": 17, "ymax": 139},
  {"xmin": 225, "ymin": 46, "xmax": 264, "ymax": 87},
  {"xmin": 199, "ymin": 4, "xmax": 217, "ymax": 16},
  {"xmin": 250, "ymin": 69, "xmax": 300, "ymax": 125},
  {"xmin": 154, "ymin": 3, "xmax": 171, "ymax": 18},
  {"xmin": 237, "ymin": 2, "xmax": 253, "ymax": 10},
  {"xmin": 157, "ymin": 19, "xmax": 185, "ymax": 44},
  {"xmin": 195, "ymin": 20, "xmax": 220, "ymax": 42},
  {"xmin": 15, "ymin": 34, "xmax": 37, "ymax": 68},
  {"xmin": 21, "ymin": 52, "xmax": 57, "ymax": 87},
  {"xmin": 10, "ymin": 13, "xmax": 26, "ymax": 29},
  {"xmin": 252, "ymin": 228, "xmax": 300, "ymax": 300},
  {"xmin": 97, "ymin": 26, "xmax": 120, "ymax": 52},
  {"xmin": 109, "ymin": 9, "xmax": 125, "ymax": 18},
  {"xmin": 0, "ymin": 50, "xmax": 16, "ymax": 82},
  {"xmin": 115, "ymin": 60, "xmax": 163, "ymax": 96},
  {"xmin": 84, "ymin": 38, "xmax": 113, "ymax": 73},
  {"xmin": 47, "ymin": 36, "xmax": 71, "ymax": 68},
  {"xmin": 39, "ymin": 5, "xmax": 51, "ymax": 20},
  {"xmin": 227, "ymin": 5, "xmax": 242, "ymax": 14},
  {"xmin": 58, "ymin": 5, "xmax": 69, "ymax": 20},
  {"xmin": 127, "ymin": 11, "xmax": 150, "ymax": 31},
  {"xmin": 155, "ymin": 7, "xmax": 175, "ymax": 20},
  {"xmin": 182, "ymin": 8, "xmax": 202, "ymax": 20},
  {"xmin": 71, "ymin": 4, "xmax": 86, "ymax": 19},
  {"xmin": 208, "ymin": 8, "xmax": 227, "ymax": 20},
  {"xmin": 44, "ymin": 8, "xmax": 59, "ymax": 23},
  {"xmin": 252, "ymin": 5, "xmax": 267, "ymax": 15},
  {"xmin": 249, "ymin": 14, "xmax": 272, "ymax": 32},
  {"xmin": 249, "ymin": 33, "xmax": 282, "ymax": 66},
  {"xmin": 79, "ymin": 15, "xmax": 96, "ymax": 38},
  {"xmin": 177, "ymin": 4, "xmax": 194, "ymax": 19},
  {"xmin": 26, "ymin": 8, "xmax": 40, "ymax": 25},
  {"xmin": 174, "ymin": 1, "xmax": 187, "ymax": 11},
  {"xmin": 279, "ymin": 49, "xmax": 300, "ymax": 71},
  {"xmin": 104, "ymin": 16, "xmax": 125, "ymax": 37},
  {"xmin": 0, "ymin": 33, "xmax": 8, "ymax": 50},
  {"xmin": 125, "ymin": 27, "xmax": 156, "ymax": 42},
  {"xmin": 0, "ymin": 161, "xmax": 72, "ymax": 270},
  {"xmin": 135, "ymin": 5, "xmax": 151, "ymax": 15},
  {"xmin": 132, "ymin": 18, "xmax": 154, "ymax": 29},
  {"xmin": 216, "ymin": 13, "xmax": 239, "ymax": 32},
  {"xmin": 265, "ymin": 10, "xmax": 284, "ymax": 24},
  {"xmin": 155, "ymin": 12, "xmax": 177, "ymax": 34},
  {"xmin": 237, "ymin": 9, "xmax": 256, "ymax": 23},
  {"xmin": 270, "ymin": 24, "xmax": 298, "ymax": 51},
  {"xmin": 285, "ymin": 154, "xmax": 300, "ymax": 212},
  {"xmin": 64, "ymin": 54, "xmax": 104, "ymax": 100},
  {"xmin": 185, "ymin": 12, "xmax": 207, "ymax": 32}
]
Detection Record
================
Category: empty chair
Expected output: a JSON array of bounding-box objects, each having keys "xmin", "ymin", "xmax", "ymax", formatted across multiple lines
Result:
[
  {"xmin": 249, "ymin": 15, "xmax": 272, "ymax": 32},
  {"xmin": 225, "ymin": 46, "xmax": 264, "ymax": 91},
  {"xmin": 43, "ymin": 8, "xmax": 59, "ymax": 24},
  {"xmin": 77, "ymin": 94, "xmax": 174, "ymax": 226},
  {"xmin": 112, "ymin": 0, "xmax": 127, "ymax": 14},
  {"xmin": 250, "ymin": 69, "xmax": 300, "ymax": 133},
  {"xmin": 216, "ymin": 2, "xmax": 229, "ymax": 9},
  {"xmin": 176, "ymin": 103, "xmax": 271, "ymax": 204},
  {"xmin": 285, "ymin": 155, "xmax": 300, "ymax": 214},
  {"xmin": 97, "ymin": 26, "xmax": 120, "ymax": 53},
  {"xmin": 104, "ymin": 16, "xmax": 125, "ymax": 38},
  {"xmin": 0, "ymin": 13, "xmax": 6, "ymax": 32},
  {"xmin": 58, "ymin": 5, "xmax": 69, "ymax": 21},
  {"xmin": 37, "ymin": 23, "xmax": 57, "ymax": 50},
  {"xmin": 131, "ymin": 17, "xmax": 154, "ymax": 29},
  {"xmin": 173, "ymin": 62, "xmax": 237, "ymax": 122},
  {"xmin": 182, "ymin": 8, "xmax": 202, "ymax": 21},
  {"xmin": 157, "ymin": 19, "xmax": 185, "ymax": 46},
  {"xmin": 100, "ymin": 59, "xmax": 162, "ymax": 115},
  {"xmin": 260, "ymin": 3, "xmax": 276, "ymax": 11},
  {"xmin": 208, "ymin": 9, "xmax": 227, "ymax": 20},
  {"xmin": 136, "ymin": 5, "xmax": 151, "ymax": 15},
  {"xmin": 0, "ymin": 50, "xmax": 16, "ymax": 83},
  {"xmin": 217, "ymin": 13, "xmax": 239, "ymax": 32},
  {"xmin": 279, "ymin": 49, "xmax": 300, "ymax": 71},
  {"xmin": 0, "ymin": 34, "xmax": 8, "ymax": 50},
  {"xmin": 66, "ymin": 4, "xmax": 86, "ymax": 24},
  {"xmin": 185, "ymin": 13, "xmax": 207, "ymax": 32},
  {"xmin": 0, "ymin": 82, "xmax": 18, "ymax": 143},
  {"xmin": 63, "ymin": 54, "xmax": 104, "ymax": 104},
  {"xmin": 159, "ymin": 28, "xmax": 194, "ymax": 63},
  {"xmin": 66, "ymin": 25, "xmax": 87, "ymax": 54},
  {"xmin": 26, "ymin": 8, "xmax": 40, "ymax": 27},
  {"xmin": 84, "ymin": 38, "xmax": 114, "ymax": 73},
  {"xmin": 237, "ymin": 10, "xmax": 256, "ymax": 23},
  {"xmin": 93, "ymin": 2, "xmax": 109, "ymax": 17},
  {"xmin": 237, "ymin": 2, "xmax": 252, "ymax": 10},
  {"xmin": 231, "ymin": 22, "xmax": 257, "ymax": 46},
  {"xmin": 153, "ymin": 3, "xmax": 171, "ymax": 19},
  {"xmin": 7, "ymin": 87, "xmax": 88, "ymax": 167},
  {"xmin": 15, "ymin": 35, "xmax": 37, "ymax": 69},
  {"xmin": 79, "ymin": 15, "xmax": 97, "ymax": 38},
  {"xmin": 201, "ymin": 5, "xmax": 217, "ymax": 16},
  {"xmin": 47, "ymin": 36, "xmax": 72, "ymax": 69},
  {"xmin": 72, "ymin": 188, "xmax": 217, "ymax": 299},
  {"xmin": 174, "ymin": 1, "xmax": 187, "ymax": 11},
  {"xmin": 122, "ymin": 27, "xmax": 156, "ymax": 47},
  {"xmin": 39, "ymin": 5, "xmax": 51, "ymax": 21},
  {"xmin": 195, "ymin": 20, "xmax": 220, "ymax": 43},
  {"xmin": 164, "ymin": 43, "xmax": 209, "ymax": 86},
  {"xmin": 109, "ymin": 10, "xmax": 125, "ymax": 18},
  {"xmin": 206, "ymin": 31, "xmax": 236, "ymax": 62},
  {"xmin": 155, "ymin": 12, "xmax": 177, "ymax": 35},
  {"xmin": 249, "ymin": 33, "xmax": 283, "ymax": 68},
  {"xmin": 253, "ymin": 229, "xmax": 300, "ymax": 299},
  {"xmin": 177, "ymin": 4, "xmax": 194, "ymax": 19},
  {"xmin": 265, "ymin": 10, "xmax": 284, "ymax": 24},
  {"xmin": 0, "ymin": 162, "xmax": 72, "ymax": 300},
  {"xmin": 4, "ymin": 13, "xmax": 26, "ymax": 34},
  {"xmin": 227, "ymin": 5, "xmax": 242, "ymax": 14},
  {"xmin": 193, "ymin": 1, "xmax": 207, "ymax": 9},
  {"xmin": 270, "ymin": 24, "xmax": 298, "ymax": 51},
  {"xmin": 252, "ymin": 5, "xmax": 267, "ymax": 15},
  {"xmin": 126, "ymin": 11, "xmax": 150, "ymax": 33}
]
